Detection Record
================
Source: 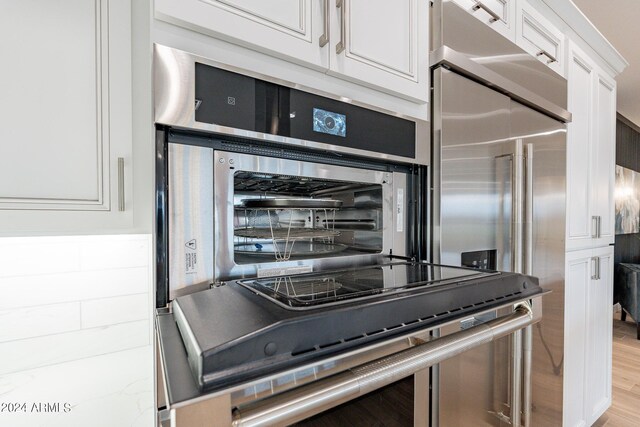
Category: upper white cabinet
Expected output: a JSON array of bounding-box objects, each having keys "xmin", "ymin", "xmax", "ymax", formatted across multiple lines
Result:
[
  {"xmin": 450, "ymin": 0, "xmax": 516, "ymax": 41},
  {"xmin": 516, "ymin": 0, "xmax": 565, "ymax": 76},
  {"xmin": 154, "ymin": 0, "xmax": 429, "ymax": 103},
  {"xmin": 566, "ymin": 41, "xmax": 616, "ymax": 251},
  {"xmin": 0, "ymin": 0, "xmax": 133, "ymax": 233},
  {"xmin": 154, "ymin": 0, "xmax": 329, "ymax": 70}
]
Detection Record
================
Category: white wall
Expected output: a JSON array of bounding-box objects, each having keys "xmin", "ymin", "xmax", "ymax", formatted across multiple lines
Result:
[{"xmin": 0, "ymin": 234, "xmax": 154, "ymax": 426}]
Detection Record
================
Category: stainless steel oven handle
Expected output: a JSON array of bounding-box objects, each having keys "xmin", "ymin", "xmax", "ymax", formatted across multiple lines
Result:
[
  {"xmin": 336, "ymin": 0, "xmax": 346, "ymax": 54},
  {"xmin": 319, "ymin": 0, "xmax": 329, "ymax": 47},
  {"xmin": 472, "ymin": 1, "xmax": 501, "ymax": 23},
  {"xmin": 232, "ymin": 304, "xmax": 537, "ymax": 427}
]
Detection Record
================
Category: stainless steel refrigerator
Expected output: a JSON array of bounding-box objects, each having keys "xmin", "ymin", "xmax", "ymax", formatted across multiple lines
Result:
[{"xmin": 431, "ymin": 1, "xmax": 571, "ymax": 425}]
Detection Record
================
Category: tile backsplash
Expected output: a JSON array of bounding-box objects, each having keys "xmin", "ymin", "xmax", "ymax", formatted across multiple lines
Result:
[{"xmin": 0, "ymin": 234, "xmax": 154, "ymax": 426}]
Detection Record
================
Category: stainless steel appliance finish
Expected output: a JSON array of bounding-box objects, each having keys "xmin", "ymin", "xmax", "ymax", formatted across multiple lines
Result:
[
  {"xmin": 431, "ymin": 0, "xmax": 569, "ymax": 120},
  {"xmin": 167, "ymin": 146, "xmax": 408, "ymax": 298},
  {"xmin": 154, "ymin": 44, "xmax": 429, "ymax": 166},
  {"xmin": 156, "ymin": 296, "xmax": 543, "ymax": 426},
  {"xmin": 432, "ymin": 2, "xmax": 568, "ymax": 425}
]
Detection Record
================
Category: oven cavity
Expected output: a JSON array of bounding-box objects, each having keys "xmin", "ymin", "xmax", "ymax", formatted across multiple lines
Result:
[{"xmin": 232, "ymin": 171, "xmax": 383, "ymax": 264}]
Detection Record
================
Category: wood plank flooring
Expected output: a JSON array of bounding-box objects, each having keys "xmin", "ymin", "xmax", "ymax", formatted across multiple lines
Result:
[{"xmin": 593, "ymin": 311, "xmax": 640, "ymax": 426}]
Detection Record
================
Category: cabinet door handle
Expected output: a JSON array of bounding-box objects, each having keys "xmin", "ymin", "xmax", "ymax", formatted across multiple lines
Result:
[
  {"xmin": 319, "ymin": 0, "xmax": 329, "ymax": 47},
  {"xmin": 591, "ymin": 257, "xmax": 598, "ymax": 280},
  {"xmin": 597, "ymin": 256, "xmax": 601, "ymax": 280},
  {"xmin": 591, "ymin": 216, "xmax": 598, "ymax": 238},
  {"xmin": 597, "ymin": 216, "xmax": 602, "ymax": 238},
  {"xmin": 118, "ymin": 157, "xmax": 125, "ymax": 212},
  {"xmin": 472, "ymin": 1, "xmax": 501, "ymax": 23},
  {"xmin": 536, "ymin": 49, "xmax": 558, "ymax": 64},
  {"xmin": 336, "ymin": 0, "xmax": 346, "ymax": 54}
]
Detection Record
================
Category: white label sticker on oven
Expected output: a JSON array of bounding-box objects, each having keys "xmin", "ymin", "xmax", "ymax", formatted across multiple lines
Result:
[
  {"xmin": 396, "ymin": 188, "xmax": 404, "ymax": 232},
  {"xmin": 257, "ymin": 265, "xmax": 313, "ymax": 278},
  {"xmin": 185, "ymin": 239, "xmax": 197, "ymax": 274}
]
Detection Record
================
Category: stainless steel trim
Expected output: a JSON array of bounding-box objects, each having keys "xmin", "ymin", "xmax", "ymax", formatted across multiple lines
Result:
[
  {"xmin": 117, "ymin": 157, "xmax": 125, "ymax": 211},
  {"xmin": 430, "ymin": 46, "xmax": 572, "ymax": 123},
  {"xmin": 336, "ymin": 0, "xmax": 346, "ymax": 54},
  {"xmin": 536, "ymin": 49, "xmax": 558, "ymax": 64},
  {"xmin": 154, "ymin": 44, "xmax": 429, "ymax": 166},
  {"xmin": 472, "ymin": 1, "xmax": 500, "ymax": 23},
  {"xmin": 510, "ymin": 329, "xmax": 523, "ymax": 427},
  {"xmin": 591, "ymin": 256, "xmax": 598, "ymax": 280},
  {"xmin": 319, "ymin": 0, "xmax": 329, "ymax": 47},
  {"xmin": 523, "ymin": 324, "xmax": 533, "ymax": 427},
  {"xmin": 232, "ymin": 305, "xmax": 536, "ymax": 427}
]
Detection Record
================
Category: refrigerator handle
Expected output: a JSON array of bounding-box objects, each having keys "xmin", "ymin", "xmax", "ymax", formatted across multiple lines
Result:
[
  {"xmin": 524, "ymin": 143, "xmax": 534, "ymax": 276},
  {"xmin": 512, "ymin": 140, "xmax": 525, "ymax": 274}
]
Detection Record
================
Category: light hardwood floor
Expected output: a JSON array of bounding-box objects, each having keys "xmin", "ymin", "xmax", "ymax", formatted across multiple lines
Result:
[{"xmin": 593, "ymin": 311, "xmax": 640, "ymax": 426}]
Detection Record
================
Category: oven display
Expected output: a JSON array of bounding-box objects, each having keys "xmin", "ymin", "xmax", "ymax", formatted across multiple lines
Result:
[{"xmin": 313, "ymin": 108, "xmax": 346, "ymax": 137}]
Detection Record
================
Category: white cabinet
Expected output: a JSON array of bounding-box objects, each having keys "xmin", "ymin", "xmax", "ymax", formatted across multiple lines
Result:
[
  {"xmin": 564, "ymin": 246, "xmax": 613, "ymax": 427},
  {"xmin": 154, "ymin": 0, "xmax": 329, "ymax": 70},
  {"xmin": 450, "ymin": 0, "xmax": 516, "ymax": 41},
  {"xmin": 566, "ymin": 41, "xmax": 616, "ymax": 251},
  {"xmin": 154, "ymin": 0, "xmax": 429, "ymax": 102},
  {"xmin": 0, "ymin": 0, "xmax": 133, "ymax": 233},
  {"xmin": 516, "ymin": 0, "xmax": 565, "ymax": 76}
]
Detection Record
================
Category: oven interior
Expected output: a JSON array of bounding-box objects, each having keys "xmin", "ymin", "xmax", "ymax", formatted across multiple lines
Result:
[{"xmin": 232, "ymin": 170, "xmax": 384, "ymax": 265}]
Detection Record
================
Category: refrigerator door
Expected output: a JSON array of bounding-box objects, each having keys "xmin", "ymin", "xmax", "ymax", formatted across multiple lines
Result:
[
  {"xmin": 433, "ymin": 67, "xmax": 514, "ymax": 427},
  {"xmin": 511, "ymin": 100, "xmax": 566, "ymax": 426},
  {"xmin": 434, "ymin": 68, "xmax": 566, "ymax": 426}
]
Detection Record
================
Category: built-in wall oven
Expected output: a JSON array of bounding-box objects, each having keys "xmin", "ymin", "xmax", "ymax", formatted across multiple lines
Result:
[{"xmin": 154, "ymin": 44, "xmax": 544, "ymax": 426}]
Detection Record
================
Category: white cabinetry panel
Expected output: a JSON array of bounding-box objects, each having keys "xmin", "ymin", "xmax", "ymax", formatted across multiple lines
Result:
[
  {"xmin": 516, "ymin": 0, "xmax": 565, "ymax": 76},
  {"xmin": 585, "ymin": 246, "xmax": 613, "ymax": 425},
  {"xmin": 0, "ymin": 0, "xmax": 133, "ymax": 234},
  {"xmin": 563, "ymin": 246, "xmax": 613, "ymax": 427},
  {"xmin": 563, "ymin": 249, "xmax": 589, "ymax": 427},
  {"xmin": 155, "ymin": 0, "xmax": 328, "ymax": 70},
  {"xmin": 154, "ymin": 0, "xmax": 428, "ymax": 102},
  {"xmin": 328, "ymin": 0, "xmax": 428, "ymax": 102},
  {"xmin": 592, "ymin": 74, "xmax": 616, "ymax": 244},
  {"xmin": 566, "ymin": 41, "xmax": 616, "ymax": 250},
  {"xmin": 566, "ymin": 46, "xmax": 594, "ymax": 248}
]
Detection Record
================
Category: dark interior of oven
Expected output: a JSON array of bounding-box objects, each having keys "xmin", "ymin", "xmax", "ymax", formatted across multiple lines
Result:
[{"xmin": 232, "ymin": 171, "xmax": 384, "ymax": 264}]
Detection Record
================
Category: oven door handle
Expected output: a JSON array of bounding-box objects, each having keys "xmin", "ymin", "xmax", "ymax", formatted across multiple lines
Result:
[{"xmin": 232, "ymin": 301, "xmax": 540, "ymax": 427}]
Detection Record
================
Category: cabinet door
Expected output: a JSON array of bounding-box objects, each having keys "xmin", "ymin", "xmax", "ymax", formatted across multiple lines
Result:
[
  {"xmin": 585, "ymin": 246, "xmax": 613, "ymax": 425},
  {"xmin": 563, "ymin": 249, "xmax": 590, "ymax": 427},
  {"xmin": 566, "ymin": 43, "xmax": 595, "ymax": 251},
  {"xmin": 516, "ymin": 0, "xmax": 565, "ymax": 76},
  {"xmin": 591, "ymin": 73, "xmax": 616, "ymax": 246},
  {"xmin": 155, "ymin": 0, "xmax": 329, "ymax": 70},
  {"xmin": 450, "ymin": 0, "xmax": 516, "ymax": 41},
  {"xmin": 328, "ymin": 0, "xmax": 428, "ymax": 102},
  {"xmin": 0, "ymin": 0, "xmax": 132, "ymax": 233}
]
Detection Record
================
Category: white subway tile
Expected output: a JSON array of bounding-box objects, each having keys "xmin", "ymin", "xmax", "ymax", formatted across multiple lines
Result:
[
  {"xmin": 0, "ymin": 267, "xmax": 150, "ymax": 309},
  {"xmin": 79, "ymin": 238, "xmax": 150, "ymax": 271},
  {"xmin": 0, "ymin": 303, "xmax": 80, "ymax": 343},
  {"xmin": 0, "ymin": 240, "xmax": 80, "ymax": 278},
  {"xmin": 81, "ymin": 294, "xmax": 149, "ymax": 329},
  {"xmin": 0, "ymin": 320, "xmax": 150, "ymax": 375},
  {"xmin": 0, "ymin": 345, "xmax": 154, "ymax": 427}
]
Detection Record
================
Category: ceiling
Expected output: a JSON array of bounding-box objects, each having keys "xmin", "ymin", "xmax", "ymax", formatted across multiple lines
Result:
[{"xmin": 572, "ymin": 0, "xmax": 640, "ymax": 127}]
